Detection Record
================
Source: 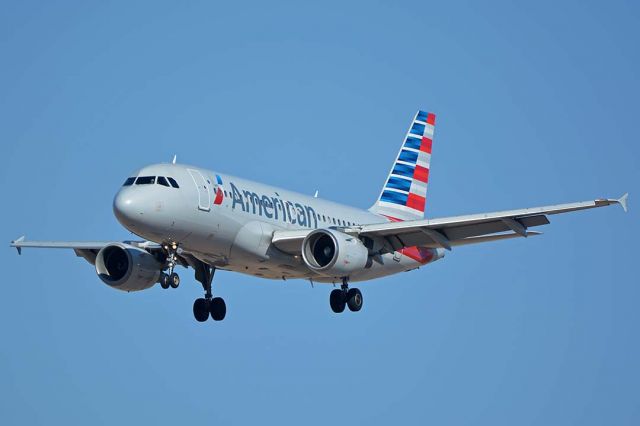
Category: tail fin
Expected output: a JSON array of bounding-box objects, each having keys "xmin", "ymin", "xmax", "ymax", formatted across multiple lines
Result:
[{"xmin": 369, "ymin": 110, "xmax": 435, "ymax": 221}]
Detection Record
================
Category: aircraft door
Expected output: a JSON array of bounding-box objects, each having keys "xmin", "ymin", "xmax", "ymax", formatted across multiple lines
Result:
[{"xmin": 187, "ymin": 169, "xmax": 211, "ymax": 211}]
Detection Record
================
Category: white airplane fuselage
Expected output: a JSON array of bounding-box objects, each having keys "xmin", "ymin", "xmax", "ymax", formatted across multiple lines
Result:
[{"xmin": 113, "ymin": 163, "xmax": 443, "ymax": 284}]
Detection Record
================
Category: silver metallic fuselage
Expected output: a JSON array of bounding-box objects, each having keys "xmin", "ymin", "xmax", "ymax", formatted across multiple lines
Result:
[{"xmin": 113, "ymin": 163, "xmax": 442, "ymax": 284}]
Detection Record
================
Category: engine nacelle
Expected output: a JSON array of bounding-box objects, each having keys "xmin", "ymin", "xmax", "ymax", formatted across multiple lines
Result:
[
  {"xmin": 302, "ymin": 229, "xmax": 369, "ymax": 278},
  {"xmin": 95, "ymin": 243, "xmax": 162, "ymax": 292}
]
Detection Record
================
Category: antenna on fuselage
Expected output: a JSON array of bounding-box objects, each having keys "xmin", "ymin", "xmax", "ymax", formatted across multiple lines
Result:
[
  {"xmin": 313, "ymin": 190, "xmax": 318, "ymax": 198},
  {"xmin": 171, "ymin": 155, "xmax": 177, "ymax": 164}
]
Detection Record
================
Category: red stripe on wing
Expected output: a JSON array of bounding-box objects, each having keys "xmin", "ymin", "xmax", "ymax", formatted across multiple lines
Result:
[{"xmin": 401, "ymin": 246, "xmax": 435, "ymax": 264}]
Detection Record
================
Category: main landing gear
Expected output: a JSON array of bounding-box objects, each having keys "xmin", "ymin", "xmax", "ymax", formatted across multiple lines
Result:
[
  {"xmin": 160, "ymin": 243, "xmax": 180, "ymax": 289},
  {"xmin": 330, "ymin": 278, "xmax": 363, "ymax": 314},
  {"xmin": 192, "ymin": 264, "xmax": 226, "ymax": 322},
  {"xmin": 157, "ymin": 244, "xmax": 226, "ymax": 322}
]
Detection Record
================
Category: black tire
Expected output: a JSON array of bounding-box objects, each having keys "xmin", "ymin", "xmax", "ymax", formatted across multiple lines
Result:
[
  {"xmin": 330, "ymin": 289, "xmax": 346, "ymax": 313},
  {"xmin": 347, "ymin": 288, "xmax": 363, "ymax": 312},
  {"xmin": 193, "ymin": 298, "xmax": 210, "ymax": 322},
  {"xmin": 169, "ymin": 272, "xmax": 180, "ymax": 289},
  {"xmin": 210, "ymin": 297, "xmax": 226, "ymax": 321},
  {"xmin": 160, "ymin": 274, "xmax": 170, "ymax": 289}
]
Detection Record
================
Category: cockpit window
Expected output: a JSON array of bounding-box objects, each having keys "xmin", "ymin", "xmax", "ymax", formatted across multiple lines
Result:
[
  {"xmin": 167, "ymin": 177, "xmax": 179, "ymax": 188},
  {"xmin": 123, "ymin": 177, "xmax": 135, "ymax": 186},
  {"xmin": 157, "ymin": 176, "xmax": 170, "ymax": 187},
  {"xmin": 135, "ymin": 176, "xmax": 155, "ymax": 185}
]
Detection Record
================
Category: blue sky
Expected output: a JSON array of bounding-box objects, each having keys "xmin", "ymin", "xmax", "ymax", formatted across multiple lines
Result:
[{"xmin": 1, "ymin": 1, "xmax": 638, "ymax": 424}]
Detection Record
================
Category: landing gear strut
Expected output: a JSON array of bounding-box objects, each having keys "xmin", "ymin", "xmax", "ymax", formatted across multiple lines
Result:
[
  {"xmin": 160, "ymin": 243, "xmax": 180, "ymax": 289},
  {"xmin": 330, "ymin": 278, "xmax": 363, "ymax": 313},
  {"xmin": 192, "ymin": 264, "xmax": 226, "ymax": 322}
]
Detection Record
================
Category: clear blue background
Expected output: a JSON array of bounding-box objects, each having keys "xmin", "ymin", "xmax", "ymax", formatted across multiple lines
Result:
[{"xmin": 1, "ymin": 1, "xmax": 638, "ymax": 424}]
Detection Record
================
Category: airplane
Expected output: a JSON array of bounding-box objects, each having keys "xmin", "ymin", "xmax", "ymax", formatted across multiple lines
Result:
[{"xmin": 10, "ymin": 110, "xmax": 629, "ymax": 323}]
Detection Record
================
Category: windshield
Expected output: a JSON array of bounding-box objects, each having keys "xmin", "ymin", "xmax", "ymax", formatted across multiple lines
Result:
[{"xmin": 135, "ymin": 176, "xmax": 155, "ymax": 185}]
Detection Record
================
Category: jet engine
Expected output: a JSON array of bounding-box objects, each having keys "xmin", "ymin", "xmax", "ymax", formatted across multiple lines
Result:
[
  {"xmin": 95, "ymin": 243, "xmax": 162, "ymax": 292},
  {"xmin": 301, "ymin": 229, "xmax": 369, "ymax": 278}
]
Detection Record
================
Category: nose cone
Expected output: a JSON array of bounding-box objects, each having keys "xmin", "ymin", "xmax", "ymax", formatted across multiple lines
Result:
[
  {"xmin": 113, "ymin": 189, "xmax": 140, "ymax": 227},
  {"xmin": 113, "ymin": 186, "xmax": 173, "ymax": 240}
]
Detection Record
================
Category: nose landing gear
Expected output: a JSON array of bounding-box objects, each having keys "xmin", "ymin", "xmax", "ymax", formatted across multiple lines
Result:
[
  {"xmin": 160, "ymin": 272, "xmax": 180, "ymax": 289},
  {"xmin": 330, "ymin": 278, "xmax": 363, "ymax": 313},
  {"xmin": 159, "ymin": 243, "xmax": 181, "ymax": 289}
]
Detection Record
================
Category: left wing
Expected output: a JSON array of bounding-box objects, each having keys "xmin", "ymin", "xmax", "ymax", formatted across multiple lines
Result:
[
  {"xmin": 10, "ymin": 237, "xmax": 161, "ymax": 254},
  {"xmin": 272, "ymin": 194, "xmax": 628, "ymax": 254},
  {"xmin": 10, "ymin": 237, "xmax": 163, "ymax": 263}
]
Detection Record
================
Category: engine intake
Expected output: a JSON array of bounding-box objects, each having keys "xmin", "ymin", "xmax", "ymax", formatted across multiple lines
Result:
[
  {"xmin": 302, "ymin": 229, "xmax": 368, "ymax": 278},
  {"xmin": 95, "ymin": 243, "xmax": 162, "ymax": 292}
]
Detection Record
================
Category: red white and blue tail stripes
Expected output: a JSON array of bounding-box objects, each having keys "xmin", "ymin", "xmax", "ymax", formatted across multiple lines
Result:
[{"xmin": 370, "ymin": 110, "xmax": 435, "ymax": 221}]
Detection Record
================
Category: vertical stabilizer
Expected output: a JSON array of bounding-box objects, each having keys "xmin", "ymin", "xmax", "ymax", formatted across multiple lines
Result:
[{"xmin": 370, "ymin": 110, "xmax": 435, "ymax": 221}]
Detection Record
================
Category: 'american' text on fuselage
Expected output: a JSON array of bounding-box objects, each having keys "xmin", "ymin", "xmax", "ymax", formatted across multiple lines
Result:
[{"xmin": 229, "ymin": 182, "xmax": 318, "ymax": 228}]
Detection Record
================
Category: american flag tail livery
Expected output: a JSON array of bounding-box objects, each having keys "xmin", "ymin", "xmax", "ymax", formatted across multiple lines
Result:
[{"xmin": 369, "ymin": 110, "xmax": 435, "ymax": 221}]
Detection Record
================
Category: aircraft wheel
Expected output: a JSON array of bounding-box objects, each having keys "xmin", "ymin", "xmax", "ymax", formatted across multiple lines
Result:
[
  {"xmin": 169, "ymin": 272, "xmax": 180, "ymax": 289},
  {"xmin": 160, "ymin": 273, "xmax": 170, "ymax": 289},
  {"xmin": 330, "ymin": 289, "xmax": 346, "ymax": 313},
  {"xmin": 210, "ymin": 297, "xmax": 226, "ymax": 321},
  {"xmin": 193, "ymin": 298, "xmax": 210, "ymax": 322},
  {"xmin": 347, "ymin": 288, "xmax": 363, "ymax": 312}
]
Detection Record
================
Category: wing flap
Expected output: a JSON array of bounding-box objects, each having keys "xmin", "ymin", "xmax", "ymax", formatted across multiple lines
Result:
[
  {"xmin": 441, "ymin": 214, "xmax": 549, "ymax": 241},
  {"xmin": 74, "ymin": 249, "xmax": 98, "ymax": 265},
  {"xmin": 449, "ymin": 231, "xmax": 542, "ymax": 247}
]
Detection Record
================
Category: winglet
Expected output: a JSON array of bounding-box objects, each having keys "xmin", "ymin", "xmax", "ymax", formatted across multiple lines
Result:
[
  {"xmin": 11, "ymin": 236, "xmax": 25, "ymax": 255},
  {"xmin": 618, "ymin": 193, "xmax": 629, "ymax": 213}
]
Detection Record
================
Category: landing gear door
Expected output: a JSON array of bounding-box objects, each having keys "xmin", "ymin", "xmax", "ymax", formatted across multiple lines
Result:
[{"xmin": 187, "ymin": 169, "xmax": 211, "ymax": 211}]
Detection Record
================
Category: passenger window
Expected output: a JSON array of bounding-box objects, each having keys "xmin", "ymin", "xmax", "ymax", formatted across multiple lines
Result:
[
  {"xmin": 157, "ymin": 176, "xmax": 170, "ymax": 187},
  {"xmin": 135, "ymin": 176, "xmax": 155, "ymax": 185},
  {"xmin": 123, "ymin": 177, "xmax": 135, "ymax": 186},
  {"xmin": 167, "ymin": 177, "xmax": 180, "ymax": 188},
  {"xmin": 332, "ymin": 218, "xmax": 336, "ymax": 225}
]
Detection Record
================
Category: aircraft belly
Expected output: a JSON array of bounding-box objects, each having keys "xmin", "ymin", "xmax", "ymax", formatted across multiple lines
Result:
[
  {"xmin": 177, "ymin": 209, "xmax": 239, "ymax": 263},
  {"xmin": 226, "ymin": 221, "xmax": 306, "ymax": 279},
  {"xmin": 225, "ymin": 251, "xmax": 424, "ymax": 284}
]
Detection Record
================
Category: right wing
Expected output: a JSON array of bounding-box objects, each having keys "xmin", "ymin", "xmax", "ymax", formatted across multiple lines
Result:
[
  {"xmin": 359, "ymin": 194, "xmax": 628, "ymax": 251},
  {"xmin": 272, "ymin": 194, "xmax": 628, "ymax": 254}
]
